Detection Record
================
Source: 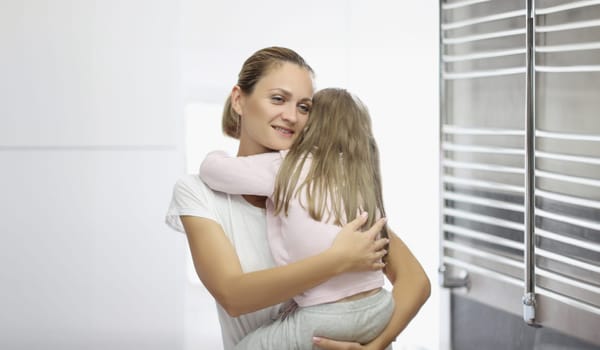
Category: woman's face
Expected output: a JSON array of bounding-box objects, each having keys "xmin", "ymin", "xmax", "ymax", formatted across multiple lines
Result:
[{"xmin": 233, "ymin": 62, "xmax": 314, "ymax": 156}]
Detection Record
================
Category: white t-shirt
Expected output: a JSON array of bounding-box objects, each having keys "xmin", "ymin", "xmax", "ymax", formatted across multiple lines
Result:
[{"xmin": 165, "ymin": 174, "xmax": 282, "ymax": 349}]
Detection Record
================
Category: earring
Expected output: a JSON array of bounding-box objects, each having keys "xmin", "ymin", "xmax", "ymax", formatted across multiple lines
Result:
[{"xmin": 235, "ymin": 114, "xmax": 241, "ymax": 137}]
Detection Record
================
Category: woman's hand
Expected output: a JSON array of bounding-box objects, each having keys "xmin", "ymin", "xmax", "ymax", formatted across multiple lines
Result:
[
  {"xmin": 328, "ymin": 213, "xmax": 389, "ymax": 273},
  {"xmin": 312, "ymin": 337, "xmax": 379, "ymax": 350}
]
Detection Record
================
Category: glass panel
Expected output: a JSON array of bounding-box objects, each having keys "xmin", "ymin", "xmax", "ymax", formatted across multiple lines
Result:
[
  {"xmin": 535, "ymin": 0, "xmax": 600, "ymax": 322},
  {"xmin": 442, "ymin": 0, "xmax": 527, "ymax": 285}
]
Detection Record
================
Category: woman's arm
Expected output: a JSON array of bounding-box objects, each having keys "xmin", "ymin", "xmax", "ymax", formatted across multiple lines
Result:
[
  {"xmin": 182, "ymin": 213, "xmax": 389, "ymax": 317},
  {"xmin": 313, "ymin": 228, "xmax": 431, "ymax": 350}
]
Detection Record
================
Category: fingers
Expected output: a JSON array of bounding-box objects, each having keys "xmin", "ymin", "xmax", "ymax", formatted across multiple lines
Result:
[
  {"xmin": 365, "ymin": 217, "xmax": 388, "ymax": 240},
  {"xmin": 312, "ymin": 336, "xmax": 332, "ymax": 350},
  {"xmin": 348, "ymin": 211, "xmax": 369, "ymax": 230},
  {"xmin": 372, "ymin": 261, "xmax": 386, "ymax": 270},
  {"xmin": 375, "ymin": 248, "xmax": 388, "ymax": 260},
  {"xmin": 373, "ymin": 237, "xmax": 389, "ymax": 251},
  {"xmin": 369, "ymin": 249, "xmax": 387, "ymax": 270},
  {"xmin": 312, "ymin": 336, "xmax": 362, "ymax": 350}
]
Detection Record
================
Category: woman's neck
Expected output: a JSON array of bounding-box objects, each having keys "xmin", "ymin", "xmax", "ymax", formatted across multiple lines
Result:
[{"xmin": 237, "ymin": 136, "xmax": 271, "ymax": 157}]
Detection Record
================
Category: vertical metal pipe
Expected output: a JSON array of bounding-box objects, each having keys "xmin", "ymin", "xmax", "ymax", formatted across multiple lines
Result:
[
  {"xmin": 438, "ymin": 0, "xmax": 446, "ymax": 286},
  {"xmin": 437, "ymin": 3, "xmax": 452, "ymax": 349},
  {"xmin": 523, "ymin": 0, "xmax": 538, "ymax": 326},
  {"xmin": 438, "ymin": 0, "xmax": 469, "ymax": 291}
]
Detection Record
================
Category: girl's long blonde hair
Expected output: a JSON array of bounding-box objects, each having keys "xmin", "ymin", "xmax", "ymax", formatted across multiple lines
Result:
[{"xmin": 273, "ymin": 88, "xmax": 388, "ymax": 238}]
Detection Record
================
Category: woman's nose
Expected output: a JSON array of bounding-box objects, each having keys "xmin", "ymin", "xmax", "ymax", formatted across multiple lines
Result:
[{"xmin": 281, "ymin": 105, "xmax": 298, "ymax": 124}]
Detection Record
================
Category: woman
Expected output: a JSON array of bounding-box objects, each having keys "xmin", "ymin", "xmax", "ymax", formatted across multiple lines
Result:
[
  {"xmin": 200, "ymin": 88, "xmax": 395, "ymax": 349},
  {"xmin": 166, "ymin": 46, "xmax": 430, "ymax": 349}
]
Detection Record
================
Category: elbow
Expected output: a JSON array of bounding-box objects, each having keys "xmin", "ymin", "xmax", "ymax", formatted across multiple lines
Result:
[
  {"xmin": 223, "ymin": 304, "xmax": 243, "ymax": 318},
  {"xmin": 199, "ymin": 154, "xmax": 220, "ymax": 181},
  {"xmin": 208, "ymin": 275, "xmax": 253, "ymax": 318},
  {"xmin": 417, "ymin": 270, "xmax": 432, "ymax": 305},
  {"xmin": 199, "ymin": 159, "xmax": 211, "ymax": 181},
  {"xmin": 216, "ymin": 291, "xmax": 245, "ymax": 318},
  {"xmin": 223, "ymin": 300, "xmax": 247, "ymax": 318}
]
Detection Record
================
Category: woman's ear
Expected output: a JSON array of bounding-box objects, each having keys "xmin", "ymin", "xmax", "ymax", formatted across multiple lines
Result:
[{"xmin": 231, "ymin": 85, "xmax": 244, "ymax": 117}]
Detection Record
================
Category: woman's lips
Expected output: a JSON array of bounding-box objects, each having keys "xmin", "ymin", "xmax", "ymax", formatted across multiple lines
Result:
[{"xmin": 273, "ymin": 126, "xmax": 294, "ymax": 137}]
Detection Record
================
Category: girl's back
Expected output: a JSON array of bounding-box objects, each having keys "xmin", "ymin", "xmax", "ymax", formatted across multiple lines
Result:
[{"xmin": 266, "ymin": 151, "xmax": 384, "ymax": 307}]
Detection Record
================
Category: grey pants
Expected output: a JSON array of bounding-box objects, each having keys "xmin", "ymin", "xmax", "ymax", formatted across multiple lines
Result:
[{"xmin": 235, "ymin": 288, "xmax": 394, "ymax": 350}]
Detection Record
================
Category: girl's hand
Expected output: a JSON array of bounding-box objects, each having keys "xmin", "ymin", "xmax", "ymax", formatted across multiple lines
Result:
[{"xmin": 329, "ymin": 213, "xmax": 389, "ymax": 273}]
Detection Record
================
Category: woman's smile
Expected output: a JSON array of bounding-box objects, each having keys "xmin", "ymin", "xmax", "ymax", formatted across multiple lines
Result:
[{"xmin": 272, "ymin": 125, "xmax": 295, "ymax": 138}]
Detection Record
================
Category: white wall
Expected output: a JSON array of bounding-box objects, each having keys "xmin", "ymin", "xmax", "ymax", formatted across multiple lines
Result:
[
  {"xmin": 0, "ymin": 1, "xmax": 187, "ymax": 349},
  {"xmin": 182, "ymin": 1, "xmax": 440, "ymax": 350}
]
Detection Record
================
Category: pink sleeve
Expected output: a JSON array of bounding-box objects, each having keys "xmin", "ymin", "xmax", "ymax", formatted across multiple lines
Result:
[{"xmin": 199, "ymin": 150, "xmax": 282, "ymax": 196}]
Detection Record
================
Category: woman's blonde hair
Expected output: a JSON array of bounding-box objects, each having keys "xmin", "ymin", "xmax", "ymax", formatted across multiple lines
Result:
[
  {"xmin": 273, "ymin": 88, "xmax": 389, "ymax": 238},
  {"xmin": 222, "ymin": 47, "xmax": 314, "ymax": 139}
]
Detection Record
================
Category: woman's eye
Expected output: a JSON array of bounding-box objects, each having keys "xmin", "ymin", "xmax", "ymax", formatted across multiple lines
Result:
[
  {"xmin": 271, "ymin": 95, "xmax": 284, "ymax": 103},
  {"xmin": 298, "ymin": 104, "xmax": 311, "ymax": 114}
]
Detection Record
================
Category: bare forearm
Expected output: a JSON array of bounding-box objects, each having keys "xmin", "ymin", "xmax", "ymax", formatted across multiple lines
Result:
[
  {"xmin": 183, "ymin": 214, "xmax": 387, "ymax": 318},
  {"xmin": 186, "ymin": 217, "xmax": 344, "ymax": 317},
  {"xmin": 369, "ymin": 233, "xmax": 431, "ymax": 349},
  {"xmin": 372, "ymin": 271, "xmax": 430, "ymax": 348},
  {"xmin": 219, "ymin": 251, "xmax": 343, "ymax": 316}
]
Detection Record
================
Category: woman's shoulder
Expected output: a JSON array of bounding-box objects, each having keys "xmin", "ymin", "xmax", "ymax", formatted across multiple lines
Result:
[
  {"xmin": 174, "ymin": 173, "xmax": 206, "ymax": 190},
  {"xmin": 170, "ymin": 174, "xmax": 219, "ymax": 206},
  {"xmin": 166, "ymin": 174, "xmax": 219, "ymax": 233}
]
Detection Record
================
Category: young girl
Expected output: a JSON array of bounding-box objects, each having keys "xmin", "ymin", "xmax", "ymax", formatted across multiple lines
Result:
[{"xmin": 200, "ymin": 87, "xmax": 394, "ymax": 349}]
